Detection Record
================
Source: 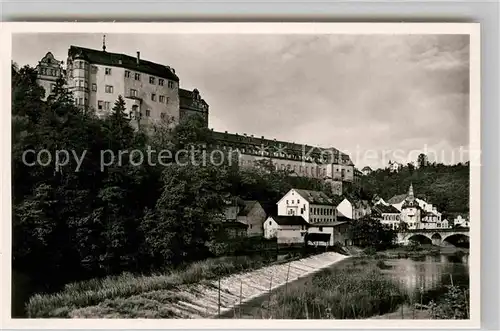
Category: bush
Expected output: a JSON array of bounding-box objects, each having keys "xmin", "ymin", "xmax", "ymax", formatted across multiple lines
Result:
[
  {"xmin": 428, "ymin": 284, "xmax": 469, "ymax": 319},
  {"xmin": 267, "ymin": 259, "xmax": 403, "ymax": 319}
]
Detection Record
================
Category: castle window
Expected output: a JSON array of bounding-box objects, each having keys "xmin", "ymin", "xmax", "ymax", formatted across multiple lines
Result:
[
  {"xmin": 91, "ymin": 66, "xmax": 98, "ymax": 74},
  {"xmin": 130, "ymin": 89, "xmax": 138, "ymax": 97},
  {"xmin": 125, "ymin": 70, "xmax": 130, "ymax": 78},
  {"xmin": 105, "ymin": 68, "xmax": 112, "ymax": 75},
  {"xmin": 159, "ymin": 79, "xmax": 164, "ymax": 86},
  {"xmin": 105, "ymin": 85, "xmax": 114, "ymax": 93},
  {"xmin": 146, "ymin": 109, "xmax": 151, "ymax": 117},
  {"xmin": 135, "ymin": 73, "xmax": 141, "ymax": 81},
  {"xmin": 78, "ymin": 97, "xmax": 83, "ymax": 105},
  {"xmin": 149, "ymin": 76, "xmax": 156, "ymax": 84},
  {"xmin": 98, "ymin": 100, "xmax": 103, "ymax": 110},
  {"xmin": 50, "ymin": 84, "xmax": 56, "ymax": 92},
  {"xmin": 168, "ymin": 81, "xmax": 174, "ymax": 89},
  {"xmin": 92, "ymin": 83, "xmax": 97, "ymax": 92},
  {"xmin": 159, "ymin": 95, "xmax": 165, "ymax": 103},
  {"xmin": 151, "ymin": 93, "xmax": 156, "ymax": 101},
  {"xmin": 104, "ymin": 101, "xmax": 111, "ymax": 110},
  {"xmin": 166, "ymin": 97, "xmax": 170, "ymax": 104}
]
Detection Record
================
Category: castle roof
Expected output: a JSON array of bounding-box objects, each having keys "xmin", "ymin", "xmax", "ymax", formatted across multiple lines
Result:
[
  {"xmin": 210, "ymin": 131, "xmax": 353, "ymax": 165},
  {"xmin": 68, "ymin": 46, "xmax": 179, "ymax": 82}
]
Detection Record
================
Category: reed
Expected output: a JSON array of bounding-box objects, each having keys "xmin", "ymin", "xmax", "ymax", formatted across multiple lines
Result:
[{"xmin": 265, "ymin": 258, "xmax": 404, "ymax": 319}]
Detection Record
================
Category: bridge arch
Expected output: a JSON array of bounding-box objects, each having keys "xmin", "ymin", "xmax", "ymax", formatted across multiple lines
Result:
[
  {"xmin": 442, "ymin": 233, "xmax": 470, "ymax": 248},
  {"xmin": 408, "ymin": 234, "xmax": 432, "ymax": 245},
  {"xmin": 431, "ymin": 233, "xmax": 442, "ymax": 246}
]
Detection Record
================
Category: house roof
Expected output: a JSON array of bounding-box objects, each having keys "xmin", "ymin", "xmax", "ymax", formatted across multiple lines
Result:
[
  {"xmin": 68, "ymin": 46, "xmax": 179, "ymax": 82},
  {"xmin": 309, "ymin": 221, "xmax": 349, "ymax": 227},
  {"xmin": 337, "ymin": 215, "xmax": 352, "ymax": 223},
  {"xmin": 373, "ymin": 204, "xmax": 400, "ymax": 214},
  {"xmin": 330, "ymin": 195, "xmax": 345, "ymax": 207},
  {"xmin": 237, "ymin": 200, "xmax": 259, "ymax": 217},
  {"xmin": 260, "ymin": 201, "xmax": 278, "ymax": 217},
  {"xmin": 295, "ymin": 189, "xmax": 333, "ymax": 205},
  {"xmin": 270, "ymin": 215, "xmax": 309, "ymax": 226},
  {"xmin": 362, "ymin": 166, "xmax": 373, "ymax": 171},
  {"xmin": 387, "ymin": 194, "xmax": 408, "ymax": 204}
]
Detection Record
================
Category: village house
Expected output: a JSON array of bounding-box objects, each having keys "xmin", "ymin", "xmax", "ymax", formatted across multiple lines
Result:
[
  {"xmin": 453, "ymin": 214, "xmax": 470, "ymax": 228},
  {"xmin": 236, "ymin": 200, "xmax": 267, "ymax": 237},
  {"xmin": 277, "ymin": 189, "xmax": 337, "ymax": 224},
  {"xmin": 336, "ymin": 195, "xmax": 371, "ymax": 220},
  {"xmin": 306, "ymin": 221, "xmax": 351, "ymax": 247},
  {"xmin": 263, "ymin": 215, "xmax": 308, "ymax": 244},
  {"xmin": 372, "ymin": 204, "xmax": 401, "ymax": 230}
]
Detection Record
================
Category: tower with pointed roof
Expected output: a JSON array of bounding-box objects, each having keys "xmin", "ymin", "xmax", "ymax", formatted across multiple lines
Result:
[{"xmin": 400, "ymin": 183, "xmax": 422, "ymax": 229}]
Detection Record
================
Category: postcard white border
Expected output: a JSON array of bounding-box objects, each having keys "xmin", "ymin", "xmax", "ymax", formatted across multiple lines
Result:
[{"xmin": 0, "ymin": 22, "xmax": 481, "ymax": 329}]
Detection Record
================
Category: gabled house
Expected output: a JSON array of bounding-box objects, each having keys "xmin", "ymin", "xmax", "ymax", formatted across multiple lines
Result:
[
  {"xmin": 372, "ymin": 204, "xmax": 401, "ymax": 230},
  {"xmin": 277, "ymin": 189, "xmax": 336, "ymax": 224},
  {"xmin": 263, "ymin": 215, "xmax": 309, "ymax": 244},
  {"xmin": 306, "ymin": 221, "xmax": 350, "ymax": 247},
  {"xmin": 236, "ymin": 200, "xmax": 266, "ymax": 237},
  {"xmin": 337, "ymin": 194, "xmax": 371, "ymax": 220}
]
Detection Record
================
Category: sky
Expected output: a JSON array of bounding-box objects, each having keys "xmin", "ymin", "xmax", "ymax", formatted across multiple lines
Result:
[{"xmin": 12, "ymin": 33, "xmax": 470, "ymax": 169}]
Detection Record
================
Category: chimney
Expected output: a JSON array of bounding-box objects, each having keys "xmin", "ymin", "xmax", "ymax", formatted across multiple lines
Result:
[{"xmin": 136, "ymin": 51, "xmax": 140, "ymax": 64}]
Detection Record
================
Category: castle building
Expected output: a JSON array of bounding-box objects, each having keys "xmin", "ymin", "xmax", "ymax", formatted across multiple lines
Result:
[
  {"xmin": 35, "ymin": 52, "xmax": 64, "ymax": 100},
  {"xmin": 209, "ymin": 130, "xmax": 354, "ymax": 193},
  {"xmin": 35, "ymin": 43, "xmax": 355, "ymax": 192},
  {"xmin": 179, "ymin": 88, "xmax": 209, "ymax": 126},
  {"xmin": 65, "ymin": 43, "xmax": 180, "ymax": 128}
]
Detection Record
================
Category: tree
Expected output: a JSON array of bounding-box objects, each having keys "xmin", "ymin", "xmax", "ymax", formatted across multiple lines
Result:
[{"xmin": 417, "ymin": 153, "xmax": 428, "ymax": 168}]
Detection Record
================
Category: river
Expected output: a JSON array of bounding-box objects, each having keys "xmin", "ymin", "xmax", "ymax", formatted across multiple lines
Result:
[
  {"xmin": 381, "ymin": 253, "xmax": 469, "ymax": 305},
  {"xmin": 221, "ymin": 252, "xmax": 469, "ymax": 319}
]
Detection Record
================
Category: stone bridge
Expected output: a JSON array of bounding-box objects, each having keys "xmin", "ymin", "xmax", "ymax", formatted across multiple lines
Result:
[{"xmin": 396, "ymin": 228, "xmax": 470, "ymax": 246}]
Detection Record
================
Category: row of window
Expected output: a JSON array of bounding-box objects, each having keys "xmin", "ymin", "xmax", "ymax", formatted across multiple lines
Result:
[
  {"xmin": 39, "ymin": 67, "xmax": 60, "ymax": 77},
  {"xmin": 311, "ymin": 207, "xmax": 333, "ymax": 216},
  {"xmin": 71, "ymin": 61, "xmax": 177, "ymax": 89},
  {"xmin": 383, "ymin": 214, "xmax": 400, "ymax": 221},
  {"xmin": 129, "ymin": 89, "xmax": 171, "ymax": 104}
]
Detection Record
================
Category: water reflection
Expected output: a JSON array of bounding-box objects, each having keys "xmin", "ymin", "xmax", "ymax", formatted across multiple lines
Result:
[{"xmin": 382, "ymin": 254, "xmax": 469, "ymax": 302}]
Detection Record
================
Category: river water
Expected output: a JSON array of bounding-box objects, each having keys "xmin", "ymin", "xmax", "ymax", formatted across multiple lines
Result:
[
  {"xmin": 381, "ymin": 253, "xmax": 469, "ymax": 304},
  {"xmin": 221, "ymin": 252, "xmax": 469, "ymax": 319}
]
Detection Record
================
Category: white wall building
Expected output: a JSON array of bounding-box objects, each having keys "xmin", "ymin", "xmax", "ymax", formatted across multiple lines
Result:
[
  {"xmin": 263, "ymin": 215, "xmax": 308, "ymax": 243},
  {"xmin": 276, "ymin": 189, "xmax": 336, "ymax": 224},
  {"xmin": 65, "ymin": 45, "xmax": 180, "ymax": 128}
]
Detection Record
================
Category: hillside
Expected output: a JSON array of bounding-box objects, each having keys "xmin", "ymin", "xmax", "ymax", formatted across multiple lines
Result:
[{"xmin": 358, "ymin": 163, "xmax": 469, "ymax": 214}]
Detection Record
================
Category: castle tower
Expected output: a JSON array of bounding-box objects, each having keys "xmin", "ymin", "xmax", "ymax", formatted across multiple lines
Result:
[{"xmin": 35, "ymin": 52, "xmax": 63, "ymax": 100}]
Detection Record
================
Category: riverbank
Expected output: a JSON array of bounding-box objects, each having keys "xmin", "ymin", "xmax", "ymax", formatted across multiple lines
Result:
[
  {"xmin": 239, "ymin": 257, "xmax": 405, "ymax": 319},
  {"xmin": 27, "ymin": 251, "xmax": 348, "ymax": 318},
  {"xmin": 373, "ymin": 245, "xmax": 469, "ymax": 259}
]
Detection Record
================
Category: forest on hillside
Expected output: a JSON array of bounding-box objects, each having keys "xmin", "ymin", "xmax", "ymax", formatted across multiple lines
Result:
[
  {"xmin": 357, "ymin": 162, "xmax": 470, "ymax": 214},
  {"xmin": 11, "ymin": 64, "xmax": 329, "ymax": 302}
]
